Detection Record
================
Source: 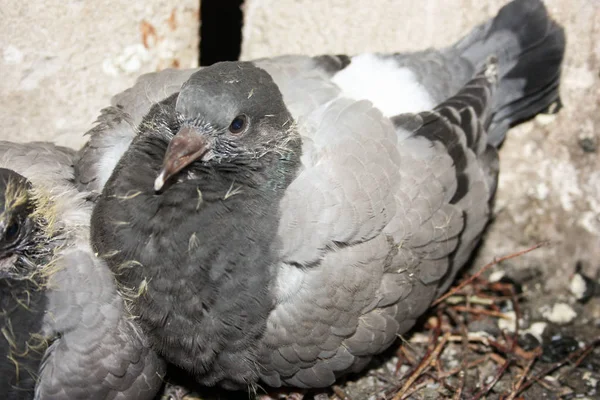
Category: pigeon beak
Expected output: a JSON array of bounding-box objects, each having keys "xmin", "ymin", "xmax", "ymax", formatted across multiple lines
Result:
[{"xmin": 154, "ymin": 126, "xmax": 211, "ymax": 192}]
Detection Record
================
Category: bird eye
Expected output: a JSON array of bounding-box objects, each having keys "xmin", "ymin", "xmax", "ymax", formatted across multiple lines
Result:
[
  {"xmin": 229, "ymin": 115, "xmax": 248, "ymax": 134},
  {"xmin": 4, "ymin": 220, "xmax": 20, "ymax": 243}
]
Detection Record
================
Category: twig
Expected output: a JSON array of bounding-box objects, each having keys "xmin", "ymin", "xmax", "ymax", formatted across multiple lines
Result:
[
  {"xmin": 488, "ymin": 339, "xmax": 512, "ymax": 354},
  {"xmin": 422, "ymin": 371, "xmax": 455, "ymax": 392},
  {"xmin": 438, "ymin": 356, "xmax": 488, "ymax": 378},
  {"xmin": 410, "ymin": 333, "xmax": 491, "ymax": 345},
  {"xmin": 332, "ymin": 385, "xmax": 353, "ymax": 400},
  {"xmin": 433, "ymin": 242, "xmax": 547, "ymax": 306},
  {"xmin": 372, "ymin": 372, "xmax": 394, "ymax": 385},
  {"xmin": 472, "ymin": 358, "xmax": 512, "ymax": 400},
  {"xmin": 396, "ymin": 316, "xmax": 442, "ymax": 380},
  {"xmin": 496, "ymin": 281, "xmax": 521, "ymax": 353},
  {"xmin": 554, "ymin": 340, "xmax": 597, "ymax": 381},
  {"xmin": 489, "ymin": 353, "xmax": 507, "ymax": 366},
  {"xmin": 515, "ymin": 339, "xmax": 600, "ymax": 396},
  {"xmin": 395, "ymin": 378, "xmax": 435, "ymax": 400},
  {"xmin": 451, "ymin": 305, "xmax": 512, "ymax": 319},
  {"xmin": 398, "ymin": 345, "xmax": 418, "ymax": 366},
  {"xmin": 444, "ymin": 295, "xmax": 495, "ymax": 306},
  {"xmin": 392, "ymin": 332, "xmax": 451, "ymax": 400},
  {"xmin": 533, "ymin": 375, "xmax": 562, "ymax": 392},
  {"xmin": 504, "ymin": 357, "xmax": 536, "ymax": 400},
  {"xmin": 513, "ymin": 344, "xmax": 542, "ymax": 361},
  {"xmin": 451, "ymin": 370, "xmax": 465, "ymax": 400},
  {"xmin": 444, "ymin": 307, "xmax": 469, "ymax": 400}
]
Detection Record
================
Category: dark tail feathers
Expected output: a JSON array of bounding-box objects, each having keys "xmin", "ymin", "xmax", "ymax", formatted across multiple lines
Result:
[{"xmin": 455, "ymin": 0, "xmax": 566, "ymax": 146}]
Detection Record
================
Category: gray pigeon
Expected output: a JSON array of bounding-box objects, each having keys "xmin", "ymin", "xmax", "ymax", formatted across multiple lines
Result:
[
  {"xmin": 0, "ymin": 142, "xmax": 165, "ymax": 399},
  {"xmin": 86, "ymin": 0, "xmax": 565, "ymax": 390}
]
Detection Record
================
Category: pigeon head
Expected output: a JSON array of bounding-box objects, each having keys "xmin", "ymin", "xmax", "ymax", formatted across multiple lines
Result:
[
  {"xmin": 0, "ymin": 168, "xmax": 54, "ymax": 282},
  {"xmin": 0, "ymin": 169, "xmax": 44, "ymax": 398},
  {"xmin": 0, "ymin": 169, "xmax": 35, "ymax": 263},
  {"xmin": 154, "ymin": 61, "xmax": 297, "ymax": 191}
]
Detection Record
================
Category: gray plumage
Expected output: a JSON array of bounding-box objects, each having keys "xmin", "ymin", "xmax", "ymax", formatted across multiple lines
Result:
[
  {"xmin": 76, "ymin": 68, "xmax": 197, "ymax": 195},
  {"xmin": 85, "ymin": 0, "xmax": 565, "ymax": 390},
  {"xmin": 0, "ymin": 142, "xmax": 165, "ymax": 399}
]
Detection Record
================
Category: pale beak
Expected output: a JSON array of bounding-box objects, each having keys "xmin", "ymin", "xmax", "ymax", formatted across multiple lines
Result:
[{"xmin": 154, "ymin": 126, "xmax": 210, "ymax": 191}]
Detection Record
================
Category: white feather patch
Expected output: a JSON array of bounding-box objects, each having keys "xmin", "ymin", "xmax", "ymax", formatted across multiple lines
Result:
[
  {"xmin": 331, "ymin": 53, "xmax": 435, "ymax": 116},
  {"xmin": 274, "ymin": 262, "xmax": 306, "ymax": 304},
  {"xmin": 97, "ymin": 135, "xmax": 133, "ymax": 191}
]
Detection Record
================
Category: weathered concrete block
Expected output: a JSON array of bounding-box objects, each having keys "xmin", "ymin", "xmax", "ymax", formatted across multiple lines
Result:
[
  {"xmin": 241, "ymin": 0, "xmax": 600, "ymax": 289},
  {"xmin": 0, "ymin": 0, "xmax": 200, "ymax": 147}
]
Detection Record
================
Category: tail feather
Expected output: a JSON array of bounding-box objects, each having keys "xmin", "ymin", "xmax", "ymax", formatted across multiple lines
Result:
[{"xmin": 455, "ymin": 0, "xmax": 566, "ymax": 146}]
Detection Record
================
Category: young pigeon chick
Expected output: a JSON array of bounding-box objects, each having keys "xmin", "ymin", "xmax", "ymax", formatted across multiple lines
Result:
[
  {"xmin": 88, "ymin": 0, "xmax": 565, "ymax": 390},
  {"xmin": 0, "ymin": 168, "xmax": 48, "ymax": 398},
  {"xmin": 0, "ymin": 142, "xmax": 165, "ymax": 399}
]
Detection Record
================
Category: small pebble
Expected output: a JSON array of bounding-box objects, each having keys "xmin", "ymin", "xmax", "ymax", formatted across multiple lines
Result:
[
  {"xmin": 541, "ymin": 303, "xmax": 577, "ymax": 325},
  {"xmin": 488, "ymin": 270, "xmax": 505, "ymax": 283},
  {"xmin": 540, "ymin": 335, "xmax": 580, "ymax": 363},
  {"xmin": 522, "ymin": 321, "xmax": 548, "ymax": 343},
  {"xmin": 468, "ymin": 319, "xmax": 501, "ymax": 336},
  {"xmin": 579, "ymin": 137, "xmax": 597, "ymax": 153},
  {"xmin": 498, "ymin": 311, "xmax": 517, "ymax": 332},
  {"xmin": 583, "ymin": 371, "xmax": 598, "ymax": 389},
  {"xmin": 570, "ymin": 263, "xmax": 598, "ymax": 303},
  {"xmin": 518, "ymin": 333, "xmax": 541, "ymax": 351}
]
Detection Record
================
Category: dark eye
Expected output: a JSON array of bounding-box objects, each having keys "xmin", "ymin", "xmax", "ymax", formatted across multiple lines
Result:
[
  {"xmin": 229, "ymin": 115, "xmax": 248, "ymax": 134},
  {"xmin": 4, "ymin": 220, "xmax": 20, "ymax": 243}
]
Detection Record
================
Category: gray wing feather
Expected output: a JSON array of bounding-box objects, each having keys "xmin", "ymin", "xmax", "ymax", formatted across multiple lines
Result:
[
  {"xmin": 277, "ymin": 98, "xmax": 401, "ymax": 266},
  {"xmin": 75, "ymin": 107, "xmax": 137, "ymax": 194},
  {"xmin": 35, "ymin": 247, "xmax": 165, "ymax": 400},
  {"xmin": 0, "ymin": 141, "xmax": 75, "ymax": 189},
  {"xmin": 75, "ymin": 68, "xmax": 198, "ymax": 193},
  {"xmin": 112, "ymin": 67, "xmax": 198, "ymax": 127}
]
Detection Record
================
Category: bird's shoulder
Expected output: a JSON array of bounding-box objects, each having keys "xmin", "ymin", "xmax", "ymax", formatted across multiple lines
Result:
[
  {"xmin": 75, "ymin": 67, "xmax": 198, "ymax": 194},
  {"xmin": 0, "ymin": 141, "xmax": 75, "ymax": 190}
]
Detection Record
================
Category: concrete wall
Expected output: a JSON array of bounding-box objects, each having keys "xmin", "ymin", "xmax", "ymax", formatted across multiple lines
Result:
[
  {"xmin": 1, "ymin": 0, "xmax": 200, "ymax": 148},
  {"xmin": 241, "ymin": 0, "xmax": 600, "ymax": 289}
]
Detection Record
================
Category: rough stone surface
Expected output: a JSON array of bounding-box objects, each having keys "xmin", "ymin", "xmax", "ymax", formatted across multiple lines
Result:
[
  {"xmin": 0, "ymin": 0, "xmax": 199, "ymax": 148},
  {"xmin": 241, "ymin": 0, "xmax": 600, "ymax": 292}
]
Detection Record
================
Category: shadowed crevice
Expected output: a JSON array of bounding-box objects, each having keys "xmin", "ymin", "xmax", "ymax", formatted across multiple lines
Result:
[{"xmin": 200, "ymin": 0, "xmax": 244, "ymax": 66}]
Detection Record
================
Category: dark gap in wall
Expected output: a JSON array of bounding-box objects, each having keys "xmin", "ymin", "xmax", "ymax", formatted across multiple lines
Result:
[{"xmin": 200, "ymin": 0, "xmax": 244, "ymax": 66}]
